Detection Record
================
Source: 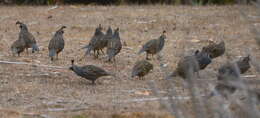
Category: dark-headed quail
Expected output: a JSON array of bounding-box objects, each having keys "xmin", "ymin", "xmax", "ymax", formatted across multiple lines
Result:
[
  {"xmin": 132, "ymin": 60, "xmax": 153, "ymax": 79},
  {"xmin": 202, "ymin": 40, "xmax": 225, "ymax": 59},
  {"xmin": 69, "ymin": 60, "xmax": 112, "ymax": 85},
  {"xmin": 16, "ymin": 21, "xmax": 39, "ymax": 53},
  {"xmin": 48, "ymin": 26, "xmax": 66, "ymax": 61},
  {"xmin": 138, "ymin": 31, "xmax": 166, "ymax": 60},
  {"xmin": 194, "ymin": 50, "xmax": 212, "ymax": 70},
  {"xmin": 106, "ymin": 28, "xmax": 122, "ymax": 62}
]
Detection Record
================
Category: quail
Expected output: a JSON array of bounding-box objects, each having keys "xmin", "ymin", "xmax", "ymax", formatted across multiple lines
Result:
[
  {"xmin": 167, "ymin": 55, "xmax": 200, "ymax": 79},
  {"xmin": 69, "ymin": 60, "xmax": 112, "ymax": 85},
  {"xmin": 100, "ymin": 26, "xmax": 113, "ymax": 54},
  {"xmin": 194, "ymin": 50, "xmax": 212, "ymax": 70},
  {"xmin": 106, "ymin": 28, "xmax": 122, "ymax": 62},
  {"xmin": 16, "ymin": 21, "xmax": 39, "ymax": 53},
  {"xmin": 10, "ymin": 38, "xmax": 26, "ymax": 56},
  {"xmin": 131, "ymin": 60, "xmax": 153, "ymax": 79},
  {"xmin": 48, "ymin": 26, "xmax": 66, "ymax": 61},
  {"xmin": 236, "ymin": 55, "xmax": 251, "ymax": 74},
  {"xmin": 83, "ymin": 24, "xmax": 105, "ymax": 58},
  {"xmin": 202, "ymin": 40, "xmax": 225, "ymax": 59},
  {"xmin": 138, "ymin": 31, "xmax": 166, "ymax": 60}
]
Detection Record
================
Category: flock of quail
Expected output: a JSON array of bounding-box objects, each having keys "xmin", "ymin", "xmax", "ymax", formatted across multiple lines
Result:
[{"xmin": 10, "ymin": 21, "xmax": 258, "ymax": 99}]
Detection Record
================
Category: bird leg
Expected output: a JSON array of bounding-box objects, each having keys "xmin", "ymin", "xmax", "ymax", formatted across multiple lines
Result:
[
  {"xmin": 196, "ymin": 72, "xmax": 201, "ymax": 78},
  {"xmin": 151, "ymin": 54, "xmax": 155, "ymax": 60},
  {"xmin": 100, "ymin": 49, "xmax": 105, "ymax": 55},
  {"xmin": 146, "ymin": 53, "xmax": 150, "ymax": 60},
  {"xmin": 113, "ymin": 57, "xmax": 116, "ymax": 62},
  {"xmin": 92, "ymin": 80, "xmax": 96, "ymax": 85},
  {"xmin": 94, "ymin": 50, "xmax": 99, "ymax": 59},
  {"xmin": 56, "ymin": 53, "xmax": 59, "ymax": 60},
  {"xmin": 93, "ymin": 50, "xmax": 96, "ymax": 58},
  {"xmin": 26, "ymin": 48, "xmax": 29, "ymax": 55},
  {"xmin": 96, "ymin": 51, "xmax": 100, "ymax": 58}
]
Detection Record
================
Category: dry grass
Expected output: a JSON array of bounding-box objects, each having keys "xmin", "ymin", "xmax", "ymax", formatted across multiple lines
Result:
[{"xmin": 0, "ymin": 5, "xmax": 259, "ymax": 118}]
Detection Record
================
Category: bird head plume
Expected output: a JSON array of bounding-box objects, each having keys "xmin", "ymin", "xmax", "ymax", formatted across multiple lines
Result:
[
  {"xmin": 106, "ymin": 26, "xmax": 113, "ymax": 35},
  {"xmin": 113, "ymin": 28, "xmax": 120, "ymax": 36},
  {"xmin": 241, "ymin": 55, "xmax": 250, "ymax": 63},
  {"xmin": 56, "ymin": 26, "xmax": 66, "ymax": 35},
  {"xmin": 69, "ymin": 59, "xmax": 75, "ymax": 71},
  {"xmin": 160, "ymin": 30, "xmax": 167, "ymax": 40},
  {"xmin": 98, "ymin": 24, "xmax": 103, "ymax": 31},
  {"xmin": 16, "ymin": 21, "xmax": 28, "ymax": 31}
]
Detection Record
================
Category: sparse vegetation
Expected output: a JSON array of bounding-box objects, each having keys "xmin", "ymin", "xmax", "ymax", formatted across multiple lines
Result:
[
  {"xmin": 0, "ymin": 2, "xmax": 259, "ymax": 118},
  {"xmin": 0, "ymin": 0, "xmax": 256, "ymax": 5}
]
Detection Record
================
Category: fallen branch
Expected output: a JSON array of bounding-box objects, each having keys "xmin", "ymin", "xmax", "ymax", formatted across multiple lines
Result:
[
  {"xmin": 120, "ymin": 96, "xmax": 195, "ymax": 103},
  {"xmin": 0, "ymin": 60, "xmax": 68, "ymax": 69},
  {"xmin": 47, "ymin": 5, "xmax": 59, "ymax": 12},
  {"xmin": 44, "ymin": 107, "xmax": 88, "ymax": 112}
]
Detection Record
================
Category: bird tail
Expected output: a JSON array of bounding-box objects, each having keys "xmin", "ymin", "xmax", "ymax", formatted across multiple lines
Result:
[
  {"xmin": 108, "ymin": 72, "xmax": 116, "ymax": 77},
  {"xmin": 49, "ymin": 49, "xmax": 56, "ymax": 61},
  {"xmin": 81, "ymin": 45, "xmax": 89, "ymax": 49},
  {"xmin": 85, "ymin": 46, "xmax": 92, "ymax": 55},
  {"xmin": 138, "ymin": 48, "xmax": 145, "ymax": 54},
  {"xmin": 11, "ymin": 47, "xmax": 18, "ymax": 56},
  {"xmin": 32, "ymin": 44, "xmax": 39, "ymax": 53},
  {"xmin": 165, "ymin": 71, "xmax": 177, "ymax": 80},
  {"xmin": 107, "ymin": 49, "xmax": 115, "ymax": 61},
  {"xmin": 131, "ymin": 72, "xmax": 136, "ymax": 78},
  {"xmin": 206, "ymin": 91, "xmax": 215, "ymax": 99}
]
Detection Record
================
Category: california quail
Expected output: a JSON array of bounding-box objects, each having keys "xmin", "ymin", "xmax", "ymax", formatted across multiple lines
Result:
[
  {"xmin": 209, "ymin": 83, "xmax": 237, "ymax": 99},
  {"xmin": 211, "ymin": 58, "xmax": 252, "ymax": 99},
  {"xmin": 106, "ymin": 28, "xmax": 122, "ymax": 62},
  {"xmin": 138, "ymin": 31, "xmax": 166, "ymax": 60},
  {"xmin": 16, "ymin": 21, "xmax": 39, "ymax": 53},
  {"xmin": 217, "ymin": 62, "xmax": 240, "ymax": 81},
  {"xmin": 83, "ymin": 24, "xmax": 105, "ymax": 58},
  {"xmin": 10, "ymin": 38, "xmax": 26, "ymax": 56},
  {"xmin": 69, "ymin": 60, "xmax": 112, "ymax": 85},
  {"xmin": 100, "ymin": 26, "xmax": 113, "ymax": 54},
  {"xmin": 167, "ymin": 55, "xmax": 200, "ymax": 79},
  {"xmin": 248, "ymin": 90, "xmax": 260, "ymax": 103},
  {"xmin": 48, "ymin": 26, "xmax": 66, "ymax": 61},
  {"xmin": 194, "ymin": 50, "xmax": 212, "ymax": 70},
  {"xmin": 202, "ymin": 41, "xmax": 225, "ymax": 59},
  {"xmin": 131, "ymin": 60, "xmax": 153, "ymax": 79},
  {"xmin": 236, "ymin": 55, "xmax": 250, "ymax": 74}
]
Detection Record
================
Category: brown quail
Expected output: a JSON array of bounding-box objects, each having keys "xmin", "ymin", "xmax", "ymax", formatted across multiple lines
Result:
[
  {"xmin": 10, "ymin": 38, "xmax": 26, "ymax": 56},
  {"xmin": 84, "ymin": 24, "xmax": 105, "ymax": 58},
  {"xmin": 138, "ymin": 31, "xmax": 166, "ymax": 60},
  {"xmin": 132, "ymin": 60, "xmax": 153, "ymax": 79},
  {"xmin": 202, "ymin": 40, "xmax": 225, "ymax": 59},
  {"xmin": 167, "ymin": 55, "xmax": 200, "ymax": 79},
  {"xmin": 48, "ymin": 26, "xmax": 66, "ymax": 61},
  {"xmin": 16, "ymin": 21, "xmax": 39, "ymax": 54},
  {"xmin": 236, "ymin": 55, "xmax": 250, "ymax": 74}
]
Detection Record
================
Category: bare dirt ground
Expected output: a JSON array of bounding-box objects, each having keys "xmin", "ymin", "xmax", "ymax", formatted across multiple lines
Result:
[{"xmin": 0, "ymin": 5, "xmax": 259, "ymax": 118}]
